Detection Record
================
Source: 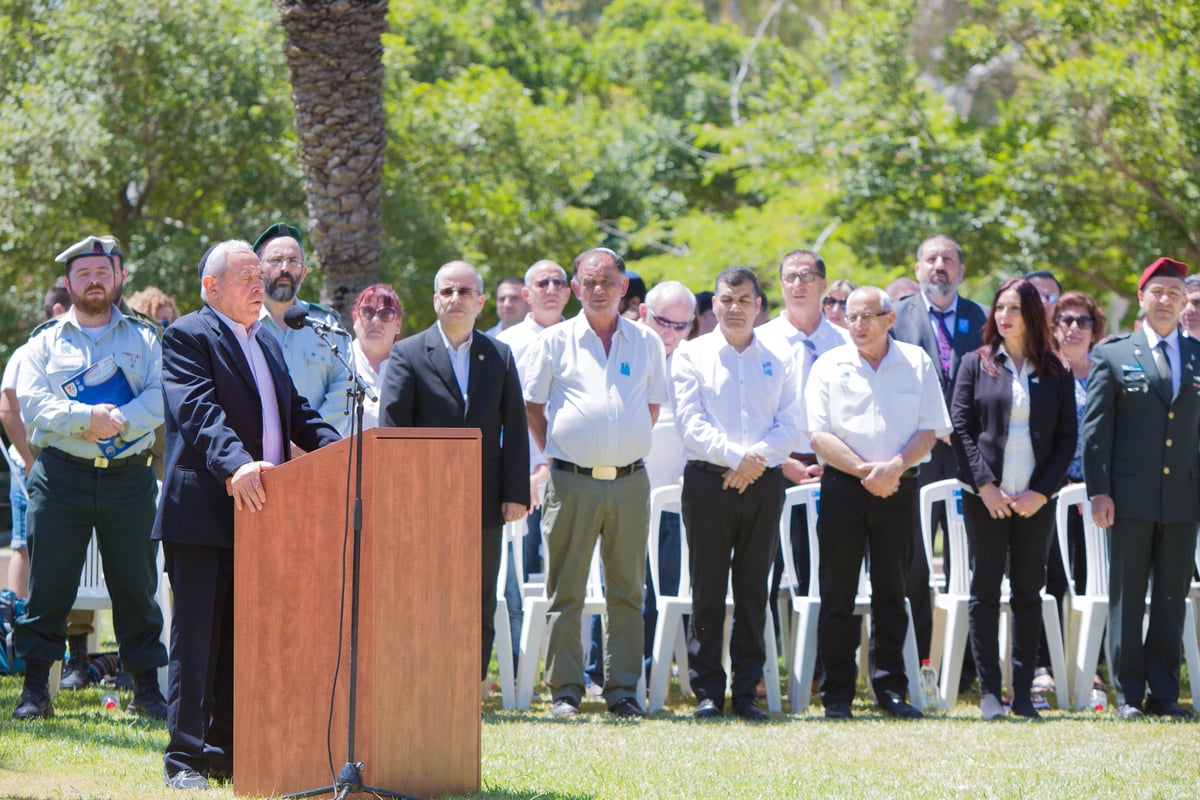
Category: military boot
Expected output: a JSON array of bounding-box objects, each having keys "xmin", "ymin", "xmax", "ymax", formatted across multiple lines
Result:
[
  {"xmin": 59, "ymin": 635, "xmax": 93, "ymax": 690},
  {"xmin": 13, "ymin": 659, "xmax": 55, "ymax": 720},
  {"xmin": 126, "ymin": 669, "xmax": 168, "ymax": 719}
]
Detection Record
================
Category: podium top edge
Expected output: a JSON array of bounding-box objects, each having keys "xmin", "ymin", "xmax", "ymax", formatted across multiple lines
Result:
[{"xmin": 366, "ymin": 427, "xmax": 482, "ymax": 440}]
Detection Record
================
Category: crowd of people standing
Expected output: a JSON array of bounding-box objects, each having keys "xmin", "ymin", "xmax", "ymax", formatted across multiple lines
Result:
[{"xmin": 2, "ymin": 225, "xmax": 1198, "ymax": 790}]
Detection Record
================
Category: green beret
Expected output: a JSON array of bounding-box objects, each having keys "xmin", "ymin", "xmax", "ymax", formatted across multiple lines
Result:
[{"xmin": 252, "ymin": 222, "xmax": 302, "ymax": 253}]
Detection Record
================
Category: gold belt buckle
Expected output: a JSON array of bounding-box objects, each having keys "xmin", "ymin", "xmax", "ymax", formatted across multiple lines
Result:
[
  {"xmin": 92, "ymin": 456, "xmax": 110, "ymax": 469},
  {"xmin": 592, "ymin": 465, "xmax": 617, "ymax": 481}
]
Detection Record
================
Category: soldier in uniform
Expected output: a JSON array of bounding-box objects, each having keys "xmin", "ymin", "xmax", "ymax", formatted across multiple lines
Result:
[
  {"xmin": 252, "ymin": 222, "xmax": 351, "ymax": 434},
  {"xmin": 12, "ymin": 234, "xmax": 168, "ymax": 720}
]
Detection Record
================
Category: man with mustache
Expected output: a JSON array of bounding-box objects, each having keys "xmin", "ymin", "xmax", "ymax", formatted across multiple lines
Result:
[
  {"xmin": 253, "ymin": 223, "xmax": 351, "ymax": 434},
  {"xmin": 12, "ymin": 235, "xmax": 168, "ymax": 720}
]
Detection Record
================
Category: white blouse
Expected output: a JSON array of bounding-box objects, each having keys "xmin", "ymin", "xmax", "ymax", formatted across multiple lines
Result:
[{"xmin": 998, "ymin": 346, "xmax": 1035, "ymax": 495}]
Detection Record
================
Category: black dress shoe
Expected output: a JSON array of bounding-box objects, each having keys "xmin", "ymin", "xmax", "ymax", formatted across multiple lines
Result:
[
  {"xmin": 1115, "ymin": 703, "xmax": 1145, "ymax": 720},
  {"xmin": 1146, "ymin": 700, "xmax": 1193, "ymax": 720},
  {"xmin": 1009, "ymin": 700, "xmax": 1042, "ymax": 721},
  {"xmin": 693, "ymin": 698, "xmax": 722, "ymax": 719},
  {"xmin": 732, "ymin": 696, "xmax": 768, "ymax": 721},
  {"xmin": 823, "ymin": 701, "xmax": 853, "ymax": 720},
  {"xmin": 164, "ymin": 767, "xmax": 210, "ymax": 790},
  {"xmin": 878, "ymin": 690, "xmax": 923, "ymax": 720},
  {"xmin": 608, "ymin": 697, "xmax": 646, "ymax": 718}
]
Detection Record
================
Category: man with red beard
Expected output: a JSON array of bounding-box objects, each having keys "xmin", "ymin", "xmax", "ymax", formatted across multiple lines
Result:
[{"xmin": 12, "ymin": 235, "xmax": 168, "ymax": 720}]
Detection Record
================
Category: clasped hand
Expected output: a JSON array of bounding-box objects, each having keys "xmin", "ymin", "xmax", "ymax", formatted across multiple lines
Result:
[
  {"xmin": 81, "ymin": 404, "xmax": 126, "ymax": 442},
  {"xmin": 723, "ymin": 453, "xmax": 768, "ymax": 494}
]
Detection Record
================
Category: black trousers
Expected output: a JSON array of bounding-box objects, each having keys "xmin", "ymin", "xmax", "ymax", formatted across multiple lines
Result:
[
  {"xmin": 682, "ymin": 464, "xmax": 784, "ymax": 704},
  {"xmin": 1108, "ymin": 518, "xmax": 1197, "ymax": 707},
  {"xmin": 960, "ymin": 491, "xmax": 1055, "ymax": 702},
  {"xmin": 817, "ymin": 467, "xmax": 915, "ymax": 705},
  {"xmin": 162, "ymin": 542, "xmax": 234, "ymax": 778},
  {"xmin": 482, "ymin": 523, "xmax": 503, "ymax": 680}
]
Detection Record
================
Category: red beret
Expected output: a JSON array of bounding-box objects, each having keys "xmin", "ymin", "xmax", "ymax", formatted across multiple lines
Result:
[{"xmin": 1138, "ymin": 257, "xmax": 1188, "ymax": 291}]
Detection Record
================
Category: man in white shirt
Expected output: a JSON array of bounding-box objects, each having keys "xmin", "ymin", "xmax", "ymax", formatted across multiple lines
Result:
[
  {"xmin": 805, "ymin": 287, "xmax": 951, "ymax": 720},
  {"xmin": 673, "ymin": 267, "xmax": 801, "ymax": 720},
  {"xmin": 522, "ymin": 248, "xmax": 668, "ymax": 719}
]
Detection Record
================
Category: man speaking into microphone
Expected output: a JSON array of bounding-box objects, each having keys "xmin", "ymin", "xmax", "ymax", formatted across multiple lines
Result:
[
  {"xmin": 253, "ymin": 222, "xmax": 352, "ymax": 433},
  {"xmin": 154, "ymin": 240, "xmax": 341, "ymax": 789}
]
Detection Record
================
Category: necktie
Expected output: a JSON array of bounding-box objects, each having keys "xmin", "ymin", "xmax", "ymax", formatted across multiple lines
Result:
[
  {"xmin": 931, "ymin": 308, "xmax": 953, "ymax": 377},
  {"xmin": 1156, "ymin": 340, "xmax": 1174, "ymax": 399}
]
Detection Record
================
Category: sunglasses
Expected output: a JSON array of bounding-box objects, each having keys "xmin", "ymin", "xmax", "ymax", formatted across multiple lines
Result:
[
  {"xmin": 648, "ymin": 309, "xmax": 692, "ymax": 331},
  {"xmin": 822, "ymin": 296, "xmax": 847, "ymax": 309},
  {"xmin": 1056, "ymin": 314, "xmax": 1093, "ymax": 330},
  {"xmin": 356, "ymin": 305, "xmax": 399, "ymax": 323},
  {"xmin": 534, "ymin": 277, "xmax": 568, "ymax": 290}
]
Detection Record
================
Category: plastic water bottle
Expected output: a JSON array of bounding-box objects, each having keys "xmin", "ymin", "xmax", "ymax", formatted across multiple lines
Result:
[
  {"xmin": 1091, "ymin": 686, "xmax": 1108, "ymax": 712},
  {"xmin": 101, "ymin": 692, "xmax": 120, "ymax": 713},
  {"xmin": 919, "ymin": 659, "xmax": 940, "ymax": 711}
]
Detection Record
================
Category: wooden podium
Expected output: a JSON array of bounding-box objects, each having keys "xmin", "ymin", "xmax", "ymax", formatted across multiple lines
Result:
[{"xmin": 233, "ymin": 428, "xmax": 482, "ymax": 798}]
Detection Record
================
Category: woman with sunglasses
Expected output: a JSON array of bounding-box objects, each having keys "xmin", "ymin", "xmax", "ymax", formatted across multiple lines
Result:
[
  {"xmin": 822, "ymin": 279, "xmax": 857, "ymax": 329},
  {"xmin": 351, "ymin": 283, "xmax": 405, "ymax": 428},
  {"xmin": 950, "ymin": 278, "xmax": 1077, "ymax": 720}
]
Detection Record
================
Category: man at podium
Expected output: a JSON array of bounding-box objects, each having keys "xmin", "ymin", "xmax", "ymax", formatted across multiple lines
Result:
[
  {"xmin": 154, "ymin": 240, "xmax": 341, "ymax": 790},
  {"xmin": 378, "ymin": 260, "xmax": 530, "ymax": 681}
]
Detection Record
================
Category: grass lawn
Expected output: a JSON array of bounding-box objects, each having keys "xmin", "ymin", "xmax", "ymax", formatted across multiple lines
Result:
[{"xmin": 3, "ymin": 669, "xmax": 1200, "ymax": 800}]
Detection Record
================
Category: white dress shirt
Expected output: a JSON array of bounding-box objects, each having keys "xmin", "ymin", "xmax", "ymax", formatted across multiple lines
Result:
[
  {"xmin": 498, "ymin": 313, "xmax": 562, "ymax": 473},
  {"xmin": 804, "ymin": 339, "xmax": 951, "ymax": 464},
  {"xmin": 756, "ymin": 312, "xmax": 850, "ymax": 452},
  {"xmin": 436, "ymin": 322, "xmax": 472, "ymax": 404},
  {"xmin": 212, "ymin": 308, "xmax": 284, "ymax": 466},
  {"xmin": 522, "ymin": 312, "xmax": 668, "ymax": 468},
  {"xmin": 672, "ymin": 331, "xmax": 802, "ymax": 468},
  {"xmin": 1142, "ymin": 325, "xmax": 1181, "ymax": 398},
  {"xmin": 645, "ymin": 352, "xmax": 687, "ymax": 488},
  {"xmin": 996, "ymin": 346, "xmax": 1035, "ymax": 495},
  {"xmin": 350, "ymin": 338, "xmax": 387, "ymax": 430}
]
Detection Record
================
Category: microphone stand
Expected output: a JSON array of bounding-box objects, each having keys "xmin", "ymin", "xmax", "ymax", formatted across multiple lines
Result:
[{"xmin": 284, "ymin": 326, "xmax": 419, "ymax": 800}]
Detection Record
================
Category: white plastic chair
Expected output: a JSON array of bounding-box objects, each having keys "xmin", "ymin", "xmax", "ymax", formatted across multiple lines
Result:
[
  {"xmin": 923, "ymin": 478, "xmax": 1070, "ymax": 710},
  {"xmin": 783, "ymin": 484, "xmax": 925, "ymax": 712},
  {"xmin": 1056, "ymin": 483, "xmax": 1200, "ymax": 710},
  {"xmin": 515, "ymin": 538, "xmax": 647, "ymax": 710},
  {"xmin": 646, "ymin": 485, "xmax": 692, "ymax": 711},
  {"xmin": 489, "ymin": 520, "xmax": 521, "ymax": 709}
]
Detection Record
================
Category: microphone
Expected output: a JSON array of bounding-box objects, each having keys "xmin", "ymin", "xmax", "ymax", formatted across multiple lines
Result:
[{"xmin": 283, "ymin": 304, "xmax": 349, "ymax": 336}]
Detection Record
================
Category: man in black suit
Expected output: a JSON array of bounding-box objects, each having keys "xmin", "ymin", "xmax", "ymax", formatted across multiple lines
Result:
[
  {"xmin": 890, "ymin": 234, "xmax": 987, "ymax": 664},
  {"xmin": 379, "ymin": 260, "xmax": 530, "ymax": 681},
  {"xmin": 154, "ymin": 240, "xmax": 341, "ymax": 790},
  {"xmin": 1083, "ymin": 257, "xmax": 1200, "ymax": 720}
]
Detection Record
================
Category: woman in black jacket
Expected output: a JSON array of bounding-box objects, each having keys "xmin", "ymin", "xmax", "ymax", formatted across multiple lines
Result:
[{"xmin": 951, "ymin": 278, "xmax": 1077, "ymax": 719}]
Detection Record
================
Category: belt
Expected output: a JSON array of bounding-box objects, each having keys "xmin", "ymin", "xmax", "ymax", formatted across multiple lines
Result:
[
  {"xmin": 45, "ymin": 447, "xmax": 153, "ymax": 470},
  {"xmin": 901, "ymin": 467, "xmax": 919, "ymax": 479},
  {"xmin": 790, "ymin": 452, "xmax": 818, "ymax": 467},
  {"xmin": 551, "ymin": 458, "xmax": 644, "ymax": 481},
  {"xmin": 688, "ymin": 460, "xmax": 728, "ymax": 475}
]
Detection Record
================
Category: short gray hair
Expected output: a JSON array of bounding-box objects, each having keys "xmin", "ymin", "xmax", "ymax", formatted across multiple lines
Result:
[
  {"xmin": 200, "ymin": 240, "xmax": 255, "ymax": 302},
  {"xmin": 644, "ymin": 280, "xmax": 696, "ymax": 315},
  {"xmin": 847, "ymin": 286, "xmax": 893, "ymax": 313}
]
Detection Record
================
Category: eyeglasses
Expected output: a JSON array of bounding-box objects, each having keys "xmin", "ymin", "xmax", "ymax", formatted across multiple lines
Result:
[
  {"xmin": 648, "ymin": 309, "xmax": 691, "ymax": 331},
  {"xmin": 1056, "ymin": 314, "xmax": 1093, "ymax": 330},
  {"xmin": 781, "ymin": 271, "xmax": 822, "ymax": 285},
  {"xmin": 437, "ymin": 286, "xmax": 478, "ymax": 299},
  {"xmin": 357, "ymin": 305, "xmax": 399, "ymax": 323},
  {"xmin": 265, "ymin": 257, "xmax": 302, "ymax": 269},
  {"xmin": 822, "ymin": 296, "xmax": 847, "ymax": 309},
  {"xmin": 1039, "ymin": 292, "xmax": 1060, "ymax": 306},
  {"xmin": 845, "ymin": 311, "xmax": 890, "ymax": 325},
  {"xmin": 533, "ymin": 277, "xmax": 568, "ymax": 290}
]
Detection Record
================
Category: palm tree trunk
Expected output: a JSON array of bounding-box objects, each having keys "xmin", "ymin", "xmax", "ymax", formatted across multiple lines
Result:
[{"xmin": 272, "ymin": 0, "xmax": 388, "ymax": 318}]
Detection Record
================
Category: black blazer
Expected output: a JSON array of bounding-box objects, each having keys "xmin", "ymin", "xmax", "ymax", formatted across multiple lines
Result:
[
  {"xmin": 378, "ymin": 325, "xmax": 529, "ymax": 529},
  {"xmin": 153, "ymin": 305, "xmax": 341, "ymax": 548},
  {"xmin": 1082, "ymin": 330, "xmax": 1200, "ymax": 524},
  {"xmin": 950, "ymin": 349, "xmax": 1077, "ymax": 498},
  {"xmin": 892, "ymin": 292, "xmax": 988, "ymax": 481}
]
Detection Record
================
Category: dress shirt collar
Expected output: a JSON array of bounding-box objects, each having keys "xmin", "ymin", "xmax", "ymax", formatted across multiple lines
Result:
[
  {"xmin": 211, "ymin": 306, "xmax": 263, "ymax": 342},
  {"xmin": 435, "ymin": 320, "xmax": 474, "ymax": 353},
  {"xmin": 996, "ymin": 343, "xmax": 1032, "ymax": 378},
  {"xmin": 571, "ymin": 311, "xmax": 632, "ymax": 344},
  {"xmin": 918, "ymin": 292, "xmax": 960, "ymax": 318},
  {"xmin": 1141, "ymin": 324, "xmax": 1179, "ymax": 354}
]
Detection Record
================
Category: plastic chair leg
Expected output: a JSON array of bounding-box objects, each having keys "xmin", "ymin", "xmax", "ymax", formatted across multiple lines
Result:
[
  {"xmin": 516, "ymin": 598, "xmax": 550, "ymax": 710},
  {"xmin": 939, "ymin": 598, "xmax": 969, "ymax": 710},
  {"xmin": 648, "ymin": 603, "xmax": 685, "ymax": 713},
  {"xmin": 1072, "ymin": 599, "xmax": 1108, "ymax": 710},
  {"xmin": 1040, "ymin": 596, "xmax": 1070, "ymax": 710}
]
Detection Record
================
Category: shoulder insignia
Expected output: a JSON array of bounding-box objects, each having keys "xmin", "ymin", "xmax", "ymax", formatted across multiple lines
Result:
[{"xmin": 27, "ymin": 317, "xmax": 65, "ymax": 338}]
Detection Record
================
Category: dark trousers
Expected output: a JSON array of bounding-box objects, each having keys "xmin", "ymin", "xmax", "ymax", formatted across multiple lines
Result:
[
  {"xmin": 16, "ymin": 451, "xmax": 165, "ymax": 672},
  {"xmin": 162, "ymin": 542, "xmax": 234, "ymax": 778},
  {"xmin": 482, "ymin": 523, "xmax": 503, "ymax": 680},
  {"xmin": 818, "ymin": 467, "xmax": 914, "ymax": 705},
  {"xmin": 961, "ymin": 491, "xmax": 1055, "ymax": 702},
  {"xmin": 1107, "ymin": 518, "xmax": 1197, "ymax": 707},
  {"xmin": 682, "ymin": 464, "xmax": 784, "ymax": 704}
]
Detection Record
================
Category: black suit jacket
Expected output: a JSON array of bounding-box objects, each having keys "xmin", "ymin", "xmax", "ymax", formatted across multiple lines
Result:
[
  {"xmin": 378, "ymin": 325, "xmax": 530, "ymax": 529},
  {"xmin": 950, "ymin": 350, "xmax": 1077, "ymax": 498},
  {"xmin": 152, "ymin": 305, "xmax": 341, "ymax": 548},
  {"xmin": 892, "ymin": 292, "xmax": 988, "ymax": 481},
  {"xmin": 1082, "ymin": 330, "xmax": 1200, "ymax": 523}
]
